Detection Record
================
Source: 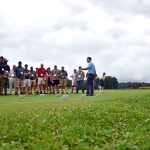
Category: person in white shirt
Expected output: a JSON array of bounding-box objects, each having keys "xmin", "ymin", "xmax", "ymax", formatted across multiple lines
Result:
[
  {"xmin": 9, "ymin": 65, "xmax": 16, "ymax": 95},
  {"xmin": 70, "ymin": 69, "xmax": 77, "ymax": 93}
]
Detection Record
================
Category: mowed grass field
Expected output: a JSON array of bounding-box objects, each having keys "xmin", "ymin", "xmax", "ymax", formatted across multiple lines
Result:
[{"xmin": 0, "ymin": 90, "xmax": 150, "ymax": 150}]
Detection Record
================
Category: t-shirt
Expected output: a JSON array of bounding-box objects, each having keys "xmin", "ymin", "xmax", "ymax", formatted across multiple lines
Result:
[
  {"xmin": 37, "ymin": 68, "xmax": 46, "ymax": 78},
  {"xmin": 0, "ymin": 64, "xmax": 5, "ymax": 74},
  {"xmin": 59, "ymin": 70, "xmax": 68, "ymax": 79},
  {"xmin": 47, "ymin": 72, "xmax": 52, "ymax": 81},
  {"xmin": 52, "ymin": 69, "xmax": 60, "ymax": 80},
  {"xmin": 77, "ymin": 71, "xmax": 85, "ymax": 81},
  {"xmin": 14, "ymin": 66, "xmax": 25, "ymax": 79},
  {"xmin": 3, "ymin": 65, "xmax": 10, "ymax": 78},
  {"xmin": 88, "ymin": 62, "xmax": 95, "ymax": 74},
  {"xmin": 30, "ymin": 70, "xmax": 36, "ymax": 80},
  {"xmin": 71, "ymin": 73, "xmax": 77, "ymax": 81},
  {"xmin": 4, "ymin": 65, "xmax": 10, "ymax": 72},
  {"xmin": 24, "ymin": 68, "xmax": 30, "ymax": 79}
]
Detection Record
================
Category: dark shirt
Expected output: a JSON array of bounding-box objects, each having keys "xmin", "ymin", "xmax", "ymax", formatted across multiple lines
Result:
[
  {"xmin": 3, "ymin": 65, "xmax": 10, "ymax": 79},
  {"xmin": 14, "ymin": 66, "xmax": 25, "ymax": 79},
  {"xmin": 30, "ymin": 70, "xmax": 36, "ymax": 80},
  {"xmin": 4, "ymin": 65, "xmax": 10, "ymax": 72},
  {"xmin": 24, "ymin": 68, "xmax": 30, "ymax": 79},
  {"xmin": 0, "ymin": 64, "xmax": 5, "ymax": 74},
  {"xmin": 59, "ymin": 70, "xmax": 68, "ymax": 79}
]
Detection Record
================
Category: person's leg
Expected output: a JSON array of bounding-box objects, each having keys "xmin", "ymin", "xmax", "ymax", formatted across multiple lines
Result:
[
  {"xmin": 0, "ymin": 75, "xmax": 4, "ymax": 95},
  {"xmin": 9, "ymin": 78, "xmax": 13, "ymax": 95},
  {"xmin": 64, "ymin": 79, "xmax": 68, "ymax": 94},
  {"xmin": 15, "ymin": 79, "xmax": 19, "ymax": 95},
  {"xmin": 30, "ymin": 80, "xmax": 33, "ymax": 93},
  {"xmin": 33, "ymin": 80, "xmax": 36, "ymax": 93},
  {"xmin": 81, "ymin": 80, "xmax": 84, "ymax": 94},
  {"xmin": 42, "ymin": 78, "xmax": 45, "ymax": 93},
  {"xmin": 4, "ymin": 78, "xmax": 8, "ymax": 95},
  {"xmin": 71, "ymin": 86, "xmax": 74, "ymax": 93},
  {"xmin": 52, "ymin": 80, "xmax": 56, "ymax": 93},
  {"xmin": 71, "ymin": 80, "xmax": 74, "ymax": 93},
  {"xmin": 56, "ymin": 80, "xmax": 60, "ymax": 93},
  {"xmin": 89, "ymin": 74, "xmax": 94, "ymax": 95},
  {"xmin": 19, "ymin": 79, "xmax": 23, "ymax": 94},
  {"xmin": 37, "ymin": 78, "xmax": 42, "ymax": 94},
  {"xmin": 27, "ymin": 79, "xmax": 31, "ymax": 94},
  {"xmin": 76, "ymin": 81, "xmax": 79, "ymax": 93},
  {"xmin": 86, "ymin": 78, "xmax": 90, "ymax": 95}
]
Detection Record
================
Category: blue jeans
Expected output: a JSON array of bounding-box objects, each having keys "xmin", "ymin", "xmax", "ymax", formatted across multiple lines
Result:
[
  {"xmin": 76, "ymin": 80, "xmax": 84, "ymax": 93},
  {"xmin": 86, "ymin": 74, "xmax": 94, "ymax": 95}
]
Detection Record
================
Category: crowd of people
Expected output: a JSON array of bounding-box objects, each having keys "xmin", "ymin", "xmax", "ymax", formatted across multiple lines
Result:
[{"xmin": 0, "ymin": 56, "xmax": 106, "ymax": 96}]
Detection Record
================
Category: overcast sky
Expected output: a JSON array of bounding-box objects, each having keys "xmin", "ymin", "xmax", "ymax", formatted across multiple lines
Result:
[{"xmin": 0, "ymin": 0, "xmax": 150, "ymax": 82}]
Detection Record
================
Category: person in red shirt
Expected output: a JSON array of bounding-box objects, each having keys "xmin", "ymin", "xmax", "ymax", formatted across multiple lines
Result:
[{"xmin": 36, "ymin": 64, "xmax": 46, "ymax": 94}]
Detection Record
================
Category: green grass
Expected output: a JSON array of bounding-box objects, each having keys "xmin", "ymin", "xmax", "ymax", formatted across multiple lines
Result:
[{"xmin": 0, "ymin": 90, "xmax": 150, "ymax": 149}]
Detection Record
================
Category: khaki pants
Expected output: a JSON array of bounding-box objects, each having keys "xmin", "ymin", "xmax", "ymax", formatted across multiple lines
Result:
[
  {"xmin": 9, "ymin": 77, "xmax": 16, "ymax": 94},
  {"xmin": 0, "ymin": 74, "xmax": 4, "ymax": 95},
  {"xmin": 60, "ymin": 79, "xmax": 67, "ymax": 87}
]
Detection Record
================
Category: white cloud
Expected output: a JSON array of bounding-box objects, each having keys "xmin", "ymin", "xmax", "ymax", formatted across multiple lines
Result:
[{"xmin": 0, "ymin": 0, "xmax": 150, "ymax": 82}]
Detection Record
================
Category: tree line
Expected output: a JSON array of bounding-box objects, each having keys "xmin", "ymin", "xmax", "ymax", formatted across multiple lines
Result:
[{"xmin": 67, "ymin": 77, "xmax": 150, "ymax": 89}]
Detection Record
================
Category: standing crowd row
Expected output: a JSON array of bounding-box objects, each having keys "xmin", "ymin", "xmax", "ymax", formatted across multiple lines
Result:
[{"xmin": 0, "ymin": 56, "xmax": 106, "ymax": 96}]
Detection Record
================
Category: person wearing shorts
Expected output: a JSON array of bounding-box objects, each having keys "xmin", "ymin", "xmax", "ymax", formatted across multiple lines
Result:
[
  {"xmin": 14, "ymin": 61, "xmax": 25, "ymax": 95},
  {"xmin": 59, "ymin": 66, "xmax": 68, "ymax": 94},
  {"xmin": 46, "ymin": 67, "xmax": 53, "ymax": 94},
  {"xmin": 24, "ymin": 64, "xmax": 31, "ymax": 94},
  {"xmin": 99, "ymin": 72, "xmax": 106, "ymax": 92},
  {"xmin": 30, "ymin": 66, "xmax": 36, "ymax": 94},
  {"xmin": 52, "ymin": 65, "xmax": 60, "ymax": 94},
  {"xmin": 36, "ymin": 64, "xmax": 46, "ymax": 94},
  {"xmin": 70, "ymin": 69, "xmax": 77, "ymax": 93}
]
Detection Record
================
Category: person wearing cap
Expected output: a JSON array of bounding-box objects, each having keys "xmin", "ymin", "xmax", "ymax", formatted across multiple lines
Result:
[
  {"xmin": 36, "ymin": 64, "xmax": 46, "ymax": 94},
  {"xmin": 30, "ymin": 67, "xmax": 37, "ymax": 94},
  {"xmin": 3, "ymin": 59, "xmax": 10, "ymax": 95},
  {"xmin": 52, "ymin": 65, "xmax": 60, "ymax": 94},
  {"xmin": 82, "ymin": 57, "xmax": 96, "ymax": 96},
  {"xmin": 9, "ymin": 65, "xmax": 16, "ymax": 95},
  {"xmin": 0, "ymin": 56, "xmax": 5, "ymax": 95},
  {"xmin": 70, "ymin": 69, "xmax": 77, "ymax": 93},
  {"xmin": 59, "ymin": 66, "xmax": 68, "ymax": 94},
  {"xmin": 24, "ymin": 64, "xmax": 31, "ymax": 94},
  {"xmin": 14, "ymin": 61, "xmax": 25, "ymax": 95},
  {"xmin": 76, "ymin": 66, "xmax": 85, "ymax": 94}
]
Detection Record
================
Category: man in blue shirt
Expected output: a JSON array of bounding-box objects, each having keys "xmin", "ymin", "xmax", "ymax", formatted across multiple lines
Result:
[
  {"xmin": 82, "ymin": 57, "xmax": 96, "ymax": 96},
  {"xmin": 14, "ymin": 61, "xmax": 25, "ymax": 95}
]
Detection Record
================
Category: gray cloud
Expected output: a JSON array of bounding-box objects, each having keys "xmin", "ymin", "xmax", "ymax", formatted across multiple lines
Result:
[{"xmin": 0, "ymin": 0, "xmax": 150, "ymax": 82}]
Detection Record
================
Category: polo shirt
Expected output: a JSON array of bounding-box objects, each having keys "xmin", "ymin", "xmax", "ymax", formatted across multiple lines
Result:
[
  {"xmin": 88, "ymin": 62, "xmax": 95, "ymax": 74},
  {"xmin": 37, "ymin": 68, "xmax": 46, "ymax": 77}
]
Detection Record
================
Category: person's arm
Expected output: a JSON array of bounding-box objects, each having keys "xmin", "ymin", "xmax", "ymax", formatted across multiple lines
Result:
[
  {"xmin": 66, "ymin": 71, "xmax": 68, "ymax": 79},
  {"xmin": 44, "ymin": 69, "xmax": 46, "ymax": 76},
  {"xmin": 94, "ymin": 67, "xmax": 97, "ymax": 79},
  {"xmin": 36, "ymin": 69, "xmax": 39, "ymax": 78},
  {"xmin": 14, "ymin": 68, "xmax": 17, "ymax": 78},
  {"xmin": 82, "ymin": 63, "xmax": 91, "ymax": 70},
  {"xmin": 82, "ymin": 67, "xmax": 88, "ymax": 70},
  {"xmin": 83, "ymin": 71, "xmax": 85, "ymax": 79}
]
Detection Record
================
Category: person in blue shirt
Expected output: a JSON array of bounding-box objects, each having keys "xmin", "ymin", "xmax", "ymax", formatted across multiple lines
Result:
[
  {"xmin": 82, "ymin": 57, "xmax": 96, "ymax": 96},
  {"xmin": 14, "ymin": 61, "xmax": 25, "ymax": 95}
]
